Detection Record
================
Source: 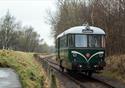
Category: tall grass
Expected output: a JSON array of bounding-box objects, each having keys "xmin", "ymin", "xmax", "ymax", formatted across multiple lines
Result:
[
  {"xmin": 0, "ymin": 50, "xmax": 46, "ymax": 88},
  {"xmin": 102, "ymin": 55, "xmax": 125, "ymax": 83}
]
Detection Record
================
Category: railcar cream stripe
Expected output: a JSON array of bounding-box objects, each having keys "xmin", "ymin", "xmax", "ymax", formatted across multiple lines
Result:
[
  {"xmin": 71, "ymin": 51, "xmax": 104, "ymax": 63},
  {"xmin": 88, "ymin": 51, "xmax": 104, "ymax": 62},
  {"xmin": 71, "ymin": 51, "xmax": 88, "ymax": 62}
]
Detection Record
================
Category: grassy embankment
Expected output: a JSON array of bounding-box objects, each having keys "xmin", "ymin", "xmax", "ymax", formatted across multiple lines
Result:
[
  {"xmin": 0, "ymin": 50, "xmax": 48, "ymax": 88},
  {"xmin": 102, "ymin": 55, "xmax": 125, "ymax": 83}
]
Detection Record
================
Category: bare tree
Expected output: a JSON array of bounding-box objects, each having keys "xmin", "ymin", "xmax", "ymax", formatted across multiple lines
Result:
[
  {"xmin": 0, "ymin": 11, "xmax": 18, "ymax": 49},
  {"xmin": 47, "ymin": 0, "xmax": 125, "ymax": 56}
]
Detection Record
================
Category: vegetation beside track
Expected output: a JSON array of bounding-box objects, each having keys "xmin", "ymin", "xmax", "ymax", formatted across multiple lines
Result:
[
  {"xmin": 101, "ymin": 55, "xmax": 125, "ymax": 83},
  {"xmin": 0, "ymin": 50, "xmax": 48, "ymax": 88}
]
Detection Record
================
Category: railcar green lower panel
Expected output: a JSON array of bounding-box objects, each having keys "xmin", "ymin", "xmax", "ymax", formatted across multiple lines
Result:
[
  {"xmin": 69, "ymin": 48, "xmax": 105, "ymax": 66},
  {"xmin": 58, "ymin": 48, "xmax": 105, "ymax": 70}
]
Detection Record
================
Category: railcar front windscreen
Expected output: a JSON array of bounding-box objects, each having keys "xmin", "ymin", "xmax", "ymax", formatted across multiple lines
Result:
[
  {"xmin": 88, "ymin": 35, "xmax": 101, "ymax": 48},
  {"xmin": 75, "ymin": 35, "xmax": 87, "ymax": 47},
  {"xmin": 75, "ymin": 34, "xmax": 105, "ymax": 48}
]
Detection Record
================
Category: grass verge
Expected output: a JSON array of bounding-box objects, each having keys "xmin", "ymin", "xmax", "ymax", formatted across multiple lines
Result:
[
  {"xmin": 0, "ymin": 50, "xmax": 47, "ymax": 88},
  {"xmin": 101, "ymin": 55, "xmax": 125, "ymax": 83}
]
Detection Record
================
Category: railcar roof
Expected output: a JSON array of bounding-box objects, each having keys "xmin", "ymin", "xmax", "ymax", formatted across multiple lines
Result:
[{"xmin": 57, "ymin": 26, "xmax": 105, "ymax": 38}]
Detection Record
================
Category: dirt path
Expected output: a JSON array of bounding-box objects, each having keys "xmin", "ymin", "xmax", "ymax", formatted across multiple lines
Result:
[{"xmin": 0, "ymin": 68, "xmax": 21, "ymax": 88}]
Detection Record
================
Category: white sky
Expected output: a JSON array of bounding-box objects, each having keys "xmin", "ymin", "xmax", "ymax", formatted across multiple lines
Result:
[{"xmin": 0, "ymin": 0, "xmax": 56, "ymax": 46}]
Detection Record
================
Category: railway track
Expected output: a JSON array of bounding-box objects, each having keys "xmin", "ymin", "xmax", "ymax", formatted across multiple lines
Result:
[{"xmin": 36, "ymin": 55, "xmax": 122, "ymax": 88}]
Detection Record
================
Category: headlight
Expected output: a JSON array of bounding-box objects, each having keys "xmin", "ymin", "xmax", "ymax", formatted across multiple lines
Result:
[
  {"xmin": 99, "ymin": 53, "xmax": 103, "ymax": 57},
  {"xmin": 73, "ymin": 53, "xmax": 77, "ymax": 57}
]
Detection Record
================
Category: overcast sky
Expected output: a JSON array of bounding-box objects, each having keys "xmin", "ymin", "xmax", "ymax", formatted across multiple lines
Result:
[{"xmin": 0, "ymin": 0, "xmax": 56, "ymax": 46}]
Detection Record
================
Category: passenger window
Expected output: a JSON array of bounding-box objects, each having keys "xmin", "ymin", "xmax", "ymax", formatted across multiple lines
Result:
[
  {"xmin": 60, "ymin": 36, "xmax": 67, "ymax": 48},
  {"xmin": 68, "ymin": 35, "xmax": 74, "ymax": 47}
]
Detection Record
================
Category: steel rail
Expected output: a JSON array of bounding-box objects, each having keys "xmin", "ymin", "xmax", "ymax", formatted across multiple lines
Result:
[{"xmin": 37, "ymin": 55, "xmax": 115, "ymax": 88}]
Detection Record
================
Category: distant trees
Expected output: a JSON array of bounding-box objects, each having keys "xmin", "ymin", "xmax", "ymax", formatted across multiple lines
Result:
[
  {"xmin": 16, "ymin": 26, "xmax": 41, "ymax": 52},
  {"xmin": 0, "ymin": 11, "xmax": 18, "ymax": 49},
  {"xmin": 0, "ymin": 11, "xmax": 52, "ymax": 53},
  {"xmin": 48, "ymin": 0, "xmax": 125, "ymax": 56}
]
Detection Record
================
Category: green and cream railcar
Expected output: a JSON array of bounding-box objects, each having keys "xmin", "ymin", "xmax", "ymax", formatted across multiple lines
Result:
[{"xmin": 56, "ymin": 25, "xmax": 106, "ymax": 76}]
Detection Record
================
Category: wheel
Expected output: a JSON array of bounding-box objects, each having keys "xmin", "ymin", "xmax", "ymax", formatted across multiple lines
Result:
[
  {"xmin": 66, "ymin": 69, "xmax": 73, "ymax": 74},
  {"xmin": 84, "ymin": 71, "xmax": 93, "ymax": 77},
  {"xmin": 60, "ymin": 66, "xmax": 64, "ymax": 72},
  {"xmin": 85, "ymin": 71, "xmax": 88, "ymax": 75},
  {"xmin": 66, "ymin": 69, "xmax": 70, "ymax": 73},
  {"xmin": 88, "ymin": 71, "xmax": 93, "ymax": 77},
  {"xmin": 60, "ymin": 60, "xmax": 64, "ymax": 72},
  {"xmin": 66, "ymin": 69, "xmax": 77, "ymax": 75}
]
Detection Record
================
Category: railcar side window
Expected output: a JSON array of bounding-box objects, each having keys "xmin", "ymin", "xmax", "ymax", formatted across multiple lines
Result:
[
  {"xmin": 60, "ymin": 36, "xmax": 67, "ymax": 48},
  {"xmin": 68, "ymin": 35, "xmax": 74, "ymax": 47},
  {"xmin": 63, "ymin": 36, "xmax": 67, "ymax": 47},
  {"xmin": 102, "ymin": 36, "xmax": 105, "ymax": 48},
  {"xmin": 75, "ymin": 35, "xmax": 87, "ymax": 47},
  {"xmin": 56, "ymin": 40, "xmax": 57, "ymax": 49},
  {"xmin": 89, "ymin": 35, "xmax": 101, "ymax": 47}
]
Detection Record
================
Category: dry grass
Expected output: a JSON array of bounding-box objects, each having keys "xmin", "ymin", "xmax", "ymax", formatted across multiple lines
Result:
[
  {"xmin": 0, "ymin": 50, "xmax": 48, "ymax": 88},
  {"xmin": 101, "ymin": 55, "xmax": 125, "ymax": 83}
]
